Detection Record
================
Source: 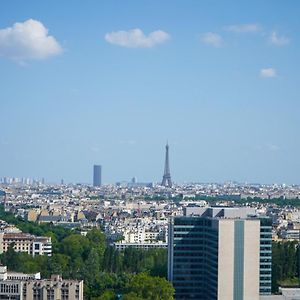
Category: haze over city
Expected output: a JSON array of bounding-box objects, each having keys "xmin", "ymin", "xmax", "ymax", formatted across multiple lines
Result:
[{"xmin": 1, "ymin": 1, "xmax": 300, "ymax": 184}]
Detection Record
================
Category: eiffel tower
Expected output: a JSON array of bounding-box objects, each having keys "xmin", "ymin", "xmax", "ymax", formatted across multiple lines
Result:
[{"xmin": 161, "ymin": 143, "xmax": 172, "ymax": 187}]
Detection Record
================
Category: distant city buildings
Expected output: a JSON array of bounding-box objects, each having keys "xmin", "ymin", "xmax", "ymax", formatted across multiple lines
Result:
[
  {"xmin": 168, "ymin": 207, "xmax": 272, "ymax": 299},
  {"xmin": 3, "ymin": 177, "xmax": 300, "ymax": 299},
  {"xmin": 93, "ymin": 165, "xmax": 102, "ymax": 187}
]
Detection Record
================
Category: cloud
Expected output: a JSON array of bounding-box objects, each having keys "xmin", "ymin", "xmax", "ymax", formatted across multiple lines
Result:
[
  {"xmin": 256, "ymin": 143, "xmax": 280, "ymax": 152},
  {"xmin": 105, "ymin": 28, "xmax": 170, "ymax": 48},
  {"xmin": 225, "ymin": 23, "xmax": 262, "ymax": 33},
  {"xmin": 90, "ymin": 146, "xmax": 100, "ymax": 152},
  {"xmin": 0, "ymin": 19, "xmax": 63, "ymax": 62},
  {"xmin": 269, "ymin": 31, "xmax": 289, "ymax": 46},
  {"xmin": 201, "ymin": 32, "xmax": 223, "ymax": 47},
  {"xmin": 260, "ymin": 68, "xmax": 277, "ymax": 78},
  {"xmin": 267, "ymin": 143, "xmax": 280, "ymax": 152},
  {"xmin": 119, "ymin": 140, "xmax": 137, "ymax": 145}
]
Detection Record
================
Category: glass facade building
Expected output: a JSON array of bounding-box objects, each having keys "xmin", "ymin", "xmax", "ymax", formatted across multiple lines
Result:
[
  {"xmin": 259, "ymin": 218, "xmax": 272, "ymax": 295},
  {"xmin": 168, "ymin": 210, "xmax": 272, "ymax": 300},
  {"xmin": 169, "ymin": 217, "xmax": 218, "ymax": 299}
]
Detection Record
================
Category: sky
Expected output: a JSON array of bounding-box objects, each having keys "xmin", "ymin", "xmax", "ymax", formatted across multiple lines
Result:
[{"xmin": 0, "ymin": 0, "xmax": 300, "ymax": 185}]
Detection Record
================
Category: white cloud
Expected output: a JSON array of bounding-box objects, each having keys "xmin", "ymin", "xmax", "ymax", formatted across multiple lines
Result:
[
  {"xmin": 90, "ymin": 146, "xmax": 100, "ymax": 152},
  {"xmin": 260, "ymin": 68, "xmax": 277, "ymax": 78},
  {"xmin": 269, "ymin": 31, "xmax": 290, "ymax": 46},
  {"xmin": 201, "ymin": 32, "xmax": 223, "ymax": 47},
  {"xmin": 0, "ymin": 19, "xmax": 63, "ymax": 62},
  {"xmin": 105, "ymin": 28, "xmax": 170, "ymax": 48},
  {"xmin": 119, "ymin": 140, "xmax": 137, "ymax": 145},
  {"xmin": 225, "ymin": 23, "xmax": 262, "ymax": 33},
  {"xmin": 256, "ymin": 143, "xmax": 280, "ymax": 152}
]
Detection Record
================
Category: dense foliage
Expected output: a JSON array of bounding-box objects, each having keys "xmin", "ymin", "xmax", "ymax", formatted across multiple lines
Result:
[
  {"xmin": 272, "ymin": 241, "xmax": 299, "ymax": 292},
  {"xmin": 0, "ymin": 205, "xmax": 172, "ymax": 299}
]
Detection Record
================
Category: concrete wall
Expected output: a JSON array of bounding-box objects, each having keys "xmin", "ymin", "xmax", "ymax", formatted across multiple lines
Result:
[
  {"xmin": 218, "ymin": 219, "xmax": 235, "ymax": 300},
  {"xmin": 218, "ymin": 219, "xmax": 260, "ymax": 300},
  {"xmin": 243, "ymin": 220, "xmax": 260, "ymax": 300}
]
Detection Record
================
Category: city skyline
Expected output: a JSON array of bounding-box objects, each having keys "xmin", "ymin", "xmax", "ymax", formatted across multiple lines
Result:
[{"xmin": 1, "ymin": 1, "xmax": 300, "ymax": 184}]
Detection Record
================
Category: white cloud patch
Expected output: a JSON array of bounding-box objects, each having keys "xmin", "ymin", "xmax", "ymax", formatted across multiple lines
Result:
[
  {"xmin": 269, "ymin": 31, "xmax": 290, "ymax": 46},
  {"xmin": 119, "ymin": 140, "xmax": 137, "ymax": 145},
  {"xmin": 256, "ymin": 143, "xmax": 280, "ymax": 152},
  {"xmin": 225, "ymin": 23, "xmax": 262, "ymax": 33},
  {"xmin": 105, "ymin": 28, "xmax": 170, "ymax": 48},
  {"xmin": 201, "ymin": 32, "xmax": 223, "ymax": 47},
  {"xmin": 260, "ymin": 68, "xmax": 277, "ymax": 78},
  {"xmin": 0, "ymin": 19, "xmax": 63, "ymax": 62}
]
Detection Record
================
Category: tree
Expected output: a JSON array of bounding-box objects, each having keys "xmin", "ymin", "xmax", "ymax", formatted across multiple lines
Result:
[
  {"xmin": 3, "ymin": 244, "xmax": 18, "ymax": 270},
  {"xmin": 94, "ymin": 290, "xmax": 116, "ymax": 300},
  {"xmin": 122, "ymin": 292, "xmax": 143, "ymax": 300},
  {"xmin": 86, "ymin": 228, "xmax": 106, "ymax": 265},
  {"xmin": 61, "ymin": 234, "xmax": 90, "ymax": 260},
  {"xmin": 125, "ymin": 273, "xmax": 174, "ymax": 300}
]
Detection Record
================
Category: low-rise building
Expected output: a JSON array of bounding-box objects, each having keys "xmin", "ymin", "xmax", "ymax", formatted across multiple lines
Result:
[
  {"xmin": 113, "ymin": 241, "xmax": 168, "ymax": 251},
  {"xmin": 0, "ymin": 266, "xmax": 83, "ymax": 300},
  {"xmin": 0, "ymin": 232, "xmax": 52, "ymax": 257}
]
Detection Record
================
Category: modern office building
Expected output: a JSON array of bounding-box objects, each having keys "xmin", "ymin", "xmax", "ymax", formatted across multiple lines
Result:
[
  {"xmin": 168, "ymin": 207, "xmax": 272, "ymax": 300},
  {"xmin": 93, "ymin": 165, "xmax": 102, "ymax": 187}
]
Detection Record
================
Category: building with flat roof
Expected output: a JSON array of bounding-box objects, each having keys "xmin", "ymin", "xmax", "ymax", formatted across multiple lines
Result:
[
  {"xmin": 0, "ymin": 266, "xmax": 83, "ymax": 300},
  {"xmin": 260, "ymin": 287, "xmax": 300, "ymax": 299},
  {"xmin": 168, "ymin": 207, "xmax": 272, "ymax": 300},
  {"xmin": 113, "ymin": 242, "xmax": 168, "ymax": 251},
  {"xmin": 0, "ymin": 232, "xmax": 52, "ymax": 257},
  {"xmin": 93, "ymin": 165, "xmax": 102, "ymax": 187}
]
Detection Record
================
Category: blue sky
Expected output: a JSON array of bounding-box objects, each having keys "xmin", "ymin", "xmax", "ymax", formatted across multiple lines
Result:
[{"xmin": 0, "ymin": 0, "xmax": 299, "ymax": 184}]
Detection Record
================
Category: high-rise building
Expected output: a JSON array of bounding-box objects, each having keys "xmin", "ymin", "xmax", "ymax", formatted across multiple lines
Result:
[
  {"xmin": 93, "ymin": 165, "xmax": 102, "ymax": 187},
  {"xmin": 168, "ymin": 207, "xmax": 272, "ymax": 300},
  {"xmin": 161, "ymin": 143, "xmax": 172, "ymax": 187}
]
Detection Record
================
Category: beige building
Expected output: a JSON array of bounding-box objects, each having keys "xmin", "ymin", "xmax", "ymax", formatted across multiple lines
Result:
[
  {"xmin": 0, "ymin": 233, "xmax": 52, "ymax": 257},
  {"xmin": 217, "ymin": 219, "xmax": 260, "ymax": 300},
  {"xmin": 0, "ymin": 266, "xmax": 83, "ymax": 300}
]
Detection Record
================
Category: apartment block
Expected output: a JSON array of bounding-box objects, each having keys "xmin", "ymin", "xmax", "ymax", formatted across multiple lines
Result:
[
  {"xmin": 0, "ymin": 233, "xmax": 52, "ymax": 257},
  {"xmin": 0, "ymin": 266, "xmax": 83, "ymax": 300}
]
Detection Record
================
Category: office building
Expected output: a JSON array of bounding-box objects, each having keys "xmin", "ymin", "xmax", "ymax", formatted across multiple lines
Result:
[
  {"xmin": 93, "ymin": 165, "xmax": 102, "ymax": 187},
  {"xmin": 168, "ymin": 207, "xmax": 272, "ymax": 300}
]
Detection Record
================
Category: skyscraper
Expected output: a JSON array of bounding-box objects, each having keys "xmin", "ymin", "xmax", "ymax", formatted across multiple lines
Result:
[
  {"xmin": 168, "ymin": 207, "xmax": 272, "ymax": 300},
  {"xmin": 161, "ymin": 143, "xmax": 172, "ymax": 187},
  {"xmin": 93, "ymin": 165, "xmax": 102, "ymax": 187}
]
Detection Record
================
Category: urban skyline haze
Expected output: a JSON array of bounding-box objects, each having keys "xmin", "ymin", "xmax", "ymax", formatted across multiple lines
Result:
[{"xmin": 0, "ymin": 1, "xmax": 300, "ymax": 184}]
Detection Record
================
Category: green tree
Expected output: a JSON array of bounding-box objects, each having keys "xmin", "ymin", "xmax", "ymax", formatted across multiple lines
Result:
[
  {"xmin": 126, "ymin": 273, "xmax": 174, "ymax": 300},
  {"xmin": 95, "ymin": 290, "xmax": 116, "ymax": 300},
  {"xmin": 122, "ymin": 292, "xmax": 143, "ymax": 300},
  {"xmin": 61, "ymin": 234, "xmax": 90, "ymax": 260}
]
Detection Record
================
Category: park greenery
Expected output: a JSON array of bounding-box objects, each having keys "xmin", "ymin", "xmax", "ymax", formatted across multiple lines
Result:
[
  {"xmin": 272, "ymin": 241, "xmax": 299, "ymax": 292},
  {"xmin": 0, "ymin": 205, "xmax": 173, "ymax": 299}
]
